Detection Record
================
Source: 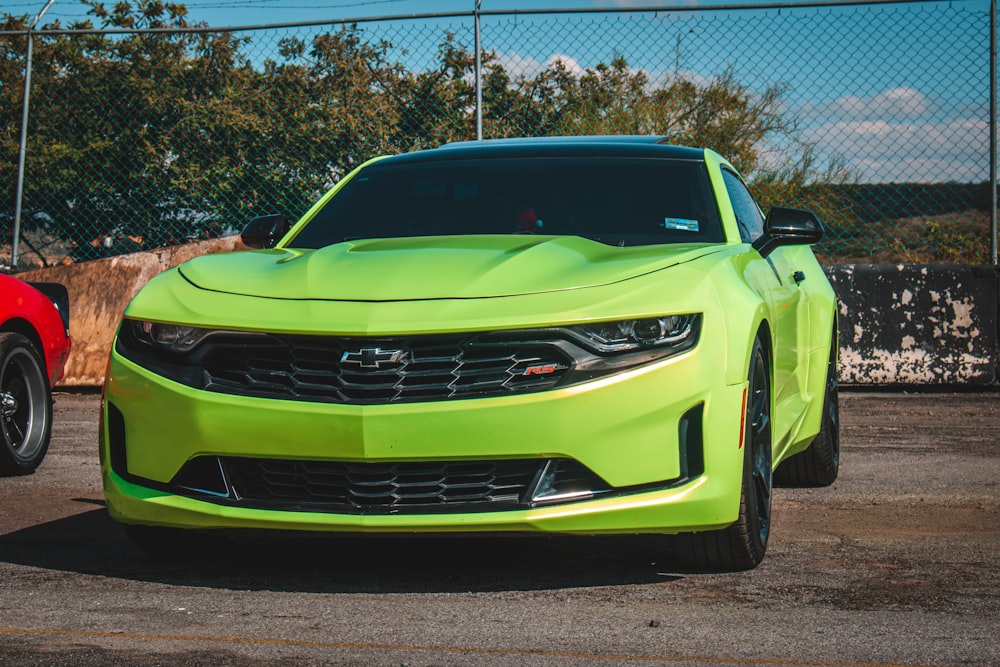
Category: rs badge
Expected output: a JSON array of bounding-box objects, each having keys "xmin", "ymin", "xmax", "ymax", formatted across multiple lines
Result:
[{"xmin": 523, "ymin": 363, "xmax": 560, "ymax": 376}]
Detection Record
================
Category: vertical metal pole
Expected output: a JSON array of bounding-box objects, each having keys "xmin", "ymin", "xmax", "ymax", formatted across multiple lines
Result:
[
  {"xmin": 11, "ymin": 0, "xmax": 56, "ymax": 271},
  {"xmin": 11, "ymin": 33, "xmax": 34, "ymax": 271},
  {"xmin": 674, "ymin": 32, "xmax": 682, "ymax": 78},
  {"xmin": 991, "ymin": 0, "xmax": 998, "ymax": 265},
  {"xmin": 474, "ymin": 0, "xmax": 483, "ymax": 141}
]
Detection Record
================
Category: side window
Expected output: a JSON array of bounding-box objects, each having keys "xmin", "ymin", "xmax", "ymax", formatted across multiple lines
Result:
[{"xmin": 722, "ymin": 170, "xmax": 765, "ymax": 242}]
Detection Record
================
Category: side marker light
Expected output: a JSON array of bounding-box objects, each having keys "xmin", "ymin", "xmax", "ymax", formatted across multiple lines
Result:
[{"xmin": 738, "ymin": 387, "xmax": 748, "ymax": 450}]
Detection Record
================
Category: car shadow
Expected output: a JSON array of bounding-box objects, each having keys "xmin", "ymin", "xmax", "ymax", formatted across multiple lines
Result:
[{"xmin": 0, "ymin": 500, "xmax": 685, "ymax": 594}]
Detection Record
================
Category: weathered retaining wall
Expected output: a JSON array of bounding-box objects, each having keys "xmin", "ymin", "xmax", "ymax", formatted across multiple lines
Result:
[
  {"xmin": 16, "ymin": 237, "xmax": 245, "ymax": 386},
  {"xmin": 825, "ymin": 265, "xmax": 999, "ymax": 386},
  {"xmin": 10, "ymin": 255, "xmax": 1000, "ymax": 387}
]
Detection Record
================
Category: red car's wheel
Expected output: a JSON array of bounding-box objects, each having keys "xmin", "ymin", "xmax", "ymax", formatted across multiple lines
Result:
[{"xmin": 0, "ymin": 332, "xmax": 53, "ymax": 475}]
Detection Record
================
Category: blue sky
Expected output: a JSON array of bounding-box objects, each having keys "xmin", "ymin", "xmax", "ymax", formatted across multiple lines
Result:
[
  {"xmin": 7, "ymin": 0, "xmax": 993, "ymax": 183},
  {"xmin": 19, "ymin": 1, "xmax": 713, "ymax": 27}
]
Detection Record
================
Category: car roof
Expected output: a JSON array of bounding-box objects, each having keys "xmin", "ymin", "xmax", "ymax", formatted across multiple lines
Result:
[{"xmin": 382, "ymin": 136, "xmax": 708, "ymax": 163}]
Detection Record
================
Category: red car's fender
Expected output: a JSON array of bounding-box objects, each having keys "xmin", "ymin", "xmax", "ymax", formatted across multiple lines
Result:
[{"xmin": 0, "ymin": 274, "xmax": 72, "ymax": 386}]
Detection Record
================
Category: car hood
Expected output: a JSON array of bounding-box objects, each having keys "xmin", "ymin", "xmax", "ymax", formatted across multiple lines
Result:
[{"xmin": 178, "ymin": 235, "xmax": 722, "ymax": 301}]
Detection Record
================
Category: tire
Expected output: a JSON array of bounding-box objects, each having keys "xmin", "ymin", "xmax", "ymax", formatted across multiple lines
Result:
[
  {"xmin": 774, "ymin": 325, "xmax": 839, "ymax": 488},
  {"xmin": 0, "ymin": 332, "xmax": 53, "ymax": 476},
  {"xmin": 673, "ymin": 336, "xmax": 772, "ymax": 571}
]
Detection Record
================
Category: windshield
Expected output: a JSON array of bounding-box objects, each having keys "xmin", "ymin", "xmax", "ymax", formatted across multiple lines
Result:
[{"xmin": 289, "ymin": 156, "xmax": 724, "ymax": 248}]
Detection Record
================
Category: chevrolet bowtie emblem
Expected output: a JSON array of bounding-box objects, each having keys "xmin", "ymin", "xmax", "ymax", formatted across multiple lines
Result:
[{"xmin": 341, "ymin": 347, "xmax": 406, "ymax": 369}]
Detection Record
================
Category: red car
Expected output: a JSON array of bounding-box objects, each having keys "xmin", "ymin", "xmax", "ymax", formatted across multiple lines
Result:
[{"xmin": 1, "ymin": 274, "xmax": 72, "ymax": 475}]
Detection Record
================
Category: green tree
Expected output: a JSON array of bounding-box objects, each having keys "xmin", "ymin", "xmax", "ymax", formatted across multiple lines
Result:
[
  {"xmin": 2, "ymin": 2, "xmax": 245, "ymax": 261},
  {"xmin": 2, "ymin": 1, "xmax": 851, "ymax": 266}
]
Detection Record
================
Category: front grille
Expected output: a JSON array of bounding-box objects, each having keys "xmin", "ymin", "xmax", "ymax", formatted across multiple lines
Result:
[
  {"xmin": 196, "ymin": 457, "xmax": 610, "ymax": 514},
  {"xmin": 199, "ymin": 333, "xmax": 572, "ymax": 405}
]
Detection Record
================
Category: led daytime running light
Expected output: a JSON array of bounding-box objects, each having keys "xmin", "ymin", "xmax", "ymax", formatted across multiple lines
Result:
[{"xmin": 566, "ymin": 315, "xmax": 698, "ymax": 354}]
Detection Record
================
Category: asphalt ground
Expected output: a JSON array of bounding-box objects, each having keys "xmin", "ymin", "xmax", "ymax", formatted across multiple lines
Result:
[{"xmin": 0, "ymin": 390, "xmax": 997, "ymax": 667}]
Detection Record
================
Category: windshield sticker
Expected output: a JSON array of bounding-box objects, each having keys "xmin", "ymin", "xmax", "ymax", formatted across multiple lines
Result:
[{"xmin": 662, "ymin": 218, "xmax": 699, "ymax": 232}]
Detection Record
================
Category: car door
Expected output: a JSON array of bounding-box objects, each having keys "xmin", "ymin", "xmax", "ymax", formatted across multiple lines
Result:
[{"xmin": 722, "ymin": 170, "xmax": 811, "ymax": 452}]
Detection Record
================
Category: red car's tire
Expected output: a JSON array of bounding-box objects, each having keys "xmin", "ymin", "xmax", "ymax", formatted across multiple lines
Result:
[{"xmin": 0, "ymin": 332, "xmax": 53, "ymax": 475}]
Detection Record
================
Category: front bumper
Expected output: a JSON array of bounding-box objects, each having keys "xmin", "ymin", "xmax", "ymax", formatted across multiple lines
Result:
[{"xmin": 101, "ymin": 345, "xmax": 748, "ymax": 536}]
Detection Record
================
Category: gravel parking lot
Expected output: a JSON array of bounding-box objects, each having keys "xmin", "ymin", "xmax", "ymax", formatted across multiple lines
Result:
[{"xmin": 1, "ymin": 390, "xmax": 998, "ymax": 666}]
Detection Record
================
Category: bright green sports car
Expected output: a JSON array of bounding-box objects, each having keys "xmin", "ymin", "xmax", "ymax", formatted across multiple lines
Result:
[{"xmin": 101, "ymin": 137, "xmax": 839, "ymax": 570}]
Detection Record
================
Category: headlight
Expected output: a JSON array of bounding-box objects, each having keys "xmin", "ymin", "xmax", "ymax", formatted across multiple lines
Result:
[
  {"xmin": 122, "ymin": 319, "xmax": 265, "ymax": 357},
  {"xmin": 129, "ymin": 321, "xmax": 225, "ymax": 353},
  {"xmin": 116, "ymin": 319, "xmax": 267, "ymax": 388},
  {"xmin": 563, "ymin": 315, "xmax": 699, "ymax": 354}
]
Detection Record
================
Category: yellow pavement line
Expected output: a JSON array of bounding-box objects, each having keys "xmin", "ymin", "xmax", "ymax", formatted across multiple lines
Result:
[{"xmin": 0, "ymin": 627, "xmax": 929, "ymax": 667}]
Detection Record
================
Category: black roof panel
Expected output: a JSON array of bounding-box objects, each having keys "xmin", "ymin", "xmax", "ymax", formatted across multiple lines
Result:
[{"xmin": 382, "ymin": 136, "xmax": 707, "ymax": 164}]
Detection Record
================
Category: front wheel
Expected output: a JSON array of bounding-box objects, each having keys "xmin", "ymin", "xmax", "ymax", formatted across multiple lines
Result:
[
  {"xmin": 0, "ymin": 332, "xmax": 53, "ymax": 476},
  {"xmin": 673, "ymin": 336, "xmax": 772, "ymax": 571}
]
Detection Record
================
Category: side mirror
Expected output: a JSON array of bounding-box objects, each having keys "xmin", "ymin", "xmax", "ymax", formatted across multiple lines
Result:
[
  {"xmin": 28, "ymin": 281, "xmax": 71, "ymax": 334},
  {"xmin": 751, "ymin": 207, "xmax": 824, "ymax": 258},
  {"xmin": 241, "ymin": 214, "xmax": 290, "ymax": 249}
]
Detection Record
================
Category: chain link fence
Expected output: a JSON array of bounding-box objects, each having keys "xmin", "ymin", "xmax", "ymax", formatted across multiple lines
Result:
[{"xmin": 1, "ymin": 0, "xmax": 996, "ymax": 269}]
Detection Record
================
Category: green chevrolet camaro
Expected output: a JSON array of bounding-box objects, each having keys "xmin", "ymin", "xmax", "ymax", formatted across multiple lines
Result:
[{"xmin": 101, "ymin": 137, "xmax": 839, "ymax": 570}]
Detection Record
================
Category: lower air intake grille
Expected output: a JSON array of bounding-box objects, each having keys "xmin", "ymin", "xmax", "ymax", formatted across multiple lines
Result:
[{"xmin": 176, "ymin": 457, "xmax": 611, "ymax": 514}]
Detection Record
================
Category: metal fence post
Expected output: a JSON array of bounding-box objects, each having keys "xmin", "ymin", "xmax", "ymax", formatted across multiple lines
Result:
[
  {"xmin": 474, "ymin": 0, "xmax": 483, "ymax": 141},
  {"xmin": 11, "ymin": 0, "xmax": 56, "ymax": 272},
  {"xmin": 991, "ymin": 0, "xmax": 998, "ymax": 266},
  {"xmin": 11, "ymin": 33, "xmax": 34, "ymax": 271}
]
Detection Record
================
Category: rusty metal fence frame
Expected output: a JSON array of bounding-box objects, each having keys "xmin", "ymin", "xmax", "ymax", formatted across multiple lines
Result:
[{"xmin": 3, "ymin": 0, "xmax": 998, "ymax": 269}]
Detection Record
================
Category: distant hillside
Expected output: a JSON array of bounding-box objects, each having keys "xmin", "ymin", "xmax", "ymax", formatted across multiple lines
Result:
[
  {"xmin": 810, "ymin": 182, "xmax": 990, "ymax": 223},
  {"xmin": 802, "ymin": 181, "xmax": 993, "ymax": 264}
]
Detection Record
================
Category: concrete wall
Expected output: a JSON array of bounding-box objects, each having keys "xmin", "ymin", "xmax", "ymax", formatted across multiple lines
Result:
[
  {"xmin": 825, "ymin": 265, "xmax": 998, "ymax": 386},
  {"xmin": 12, "ymin": 252, "xmax": 1000, "ymax": 387},
  {"xmin": 16, "ymin": 237, "xmax": 246, "ymax": 386}
]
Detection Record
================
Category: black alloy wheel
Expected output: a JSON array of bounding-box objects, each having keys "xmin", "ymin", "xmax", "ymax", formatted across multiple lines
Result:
[
  {"xmin": 0, "ymin": 332, "xmax": 53, "ymax": 475},
  {"xmin": 673, "ymin": 335, "xmax": 772, "ymax": 571},
  {"xmin": 746, "ymin": 342, "xmax": 773, "ymax": 551}
]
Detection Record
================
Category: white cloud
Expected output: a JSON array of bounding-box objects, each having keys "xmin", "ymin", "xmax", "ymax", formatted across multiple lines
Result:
[
  {"xmin": 493, "ymin": 52, "xmax": 585, "ymax": 79},
  {"xmin": 803, "ymin": 118, "xmax": 988, "ymax": 182},
  {"xmin": 804, "ymin": 119, "xmax": 985, "ymax": 159},
  {"xmin": 791, "ymin": 86, "xmax": 988, "ymax": 182},
  {"xmin": 494, "ymin": 50, "xmax": 713, "ymax": 90},
  {"xmin": 805, "ymin": 87, "xmax": 935, "ymax": 122},
  {"xmin": 545, "ymin": 54, "xmax": 587, "ymax": 77}
]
